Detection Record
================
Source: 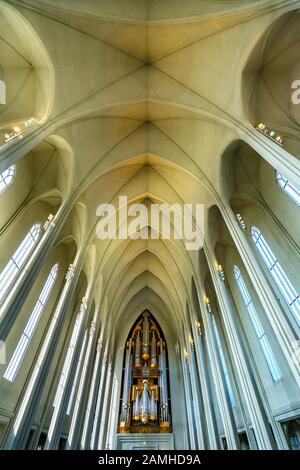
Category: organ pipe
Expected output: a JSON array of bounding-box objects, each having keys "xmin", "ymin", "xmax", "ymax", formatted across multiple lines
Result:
[
  {"xmin": 120, "ymin": 339, "xmax": 132, "ymax": 427},
  {"xmin": 141, "ymin": 380, "xmax": 149, "ymax": 423},
  {"xmin": 150, "ymin": 332, "xmax": 157, "ymax": 368},
  {"xmin": 118, "ymin": 311, "xmax": 171, "ymax": 433},
  {"xmin": 134, "ymin": 331, "xmax": 141, "ymax": 368},
  {"xmin": 142, "ymin": 312, "xmax": 150, "ymax": 360}
]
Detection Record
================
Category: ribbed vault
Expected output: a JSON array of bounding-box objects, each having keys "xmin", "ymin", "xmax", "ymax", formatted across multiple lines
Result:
[{"xmin": 2, "ymin": 0, "xmax": 299, "ymax": 343}]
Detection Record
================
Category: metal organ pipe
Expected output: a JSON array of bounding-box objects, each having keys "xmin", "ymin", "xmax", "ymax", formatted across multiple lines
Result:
[
  {"xmin": 150, "ymin": 332, "xmax": 157, "ymax": 368},
  {"xmin": 159, "ymin": 340, "xmax": 169, "ymax": 424},
  {"xmin": 150, "ymin": 389, "xmax": 157, "ymax": 421},
  {"xmin": 133, "ymin": 391, "xmax": 140, "ymax": 421},
  {"xmin": 141, "ymin": 381, "xmax": 149, "ymax": 423},
  {"xmin": 120, "ymin": 339, "xmax": 132, "ymax": 426},
  {"xmin": 134, "ymin": 331, "xmax": 141, "ymax": 368},
  {"xmin": 142, "ymin": 313, "xmax": 150, "ymax": 360}
]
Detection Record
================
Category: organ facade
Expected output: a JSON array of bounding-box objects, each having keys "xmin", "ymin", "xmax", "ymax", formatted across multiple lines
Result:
[{"xmin": 118, "ymin": 312, "xmax": 171, "ymax": 434}]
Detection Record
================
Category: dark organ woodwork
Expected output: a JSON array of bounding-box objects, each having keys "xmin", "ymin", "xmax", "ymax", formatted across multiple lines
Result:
[{"xmin": 118, "ymin": 311, "xmax": 171, "ymax": 433}]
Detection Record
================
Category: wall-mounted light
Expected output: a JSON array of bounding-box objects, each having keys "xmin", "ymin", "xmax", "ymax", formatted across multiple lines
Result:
[
  {"xmin": 65, "ymin": 263, "xmax": 75, "ymax": 281},
  {"xmin": 275, "ymin": 135, "xmax": 285, "ymax": 145},
  {"xmin": 236, "ymin": 212, "xmax": 247, "ymax": 230},
  {"xmin": 256, "ymin": 123, "xmax": 285, "ymax": 147},
  {"xmin": 216, "ymin": 264, "xmax": 226, "ymax": 282},
  {"xmin": 188, "ymin": 337, "xmax": 194, "ymax": 351},
  {"xmin": 204, "ymin": 295, "xmax": 212, "ymax": 313},
  {"xmin": 80, "ymin": 296, "xmax": 88, "ymax": 313},
  {"xmin": 43, "ymin": 213, "xmax": 55, "ymax": 231},
  {"xmin": 4, "ymin": 126, "xmax": 23, "ymax": 143},
  {"xmin": 195, "ymin": 320, "xmax": 201, "ymax": 335}
]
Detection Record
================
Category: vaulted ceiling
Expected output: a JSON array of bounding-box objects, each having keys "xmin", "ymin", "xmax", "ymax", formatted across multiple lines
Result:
[{"xmin": 1, "ymin": 0, "xmax": 298, "ymax": 338}]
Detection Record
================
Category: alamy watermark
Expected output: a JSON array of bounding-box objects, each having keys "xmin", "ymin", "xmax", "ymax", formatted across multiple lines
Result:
[
  {"xmin": 0, "ymin": 80, "xmax": 6, "ymax": 105},
  {"xmin": 96, "ymin": 196, "xmax": 204, "ymax": 250},
  {"xmin": 0, "ymin": 340, "xmax": 6, "ymax": 364},
  {"xmin": 291, "ymin": 80, "xmax": 300, "ymax": 104}
]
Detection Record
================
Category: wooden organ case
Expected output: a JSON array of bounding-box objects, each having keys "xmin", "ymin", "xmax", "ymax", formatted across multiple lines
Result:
[{"xmin": 118, "ymin": 311, "xmax": 172, "ymax": 433}]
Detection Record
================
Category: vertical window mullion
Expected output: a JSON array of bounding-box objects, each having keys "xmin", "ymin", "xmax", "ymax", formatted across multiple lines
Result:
[
  {"xmin": 3, "ymin": 264, "xmax": 58, "ymax": 382},
  {"xmin": 234, "ymin": 264, "xmax": 281, "ymax": 382}
]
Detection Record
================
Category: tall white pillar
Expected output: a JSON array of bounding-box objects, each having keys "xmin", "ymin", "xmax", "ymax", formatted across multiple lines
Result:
[
  {"xmin": 219, "ymin": 202, "xmax": 300, "ymax": 388},
  {"xmin": 0, "ymin": 200, "xmax": 71, "ymax": 341},
  {"xmin": 90, "ymin": 341, "xmax": 110, "ymax": 449},
  {"xmin": 97, "ymin": 353, "xmax": 113, "ymax": 449},
  {"xmin": 205, "ymin": 244, "xmax": 276, "ymax": 450},
  {"xmin": 44, "ymin": 286, "xmax": 94, "ymax": 450},
  {"xmin": 66, "ymin": 302, "xmax": 102, "ymax": 449},
  {"xmin": 189, "ymin": 307, "xmax": 220, "ymax": 449},
  {"xmin": 3, "ymin": 251, "xmax": 84, "ymax": 449}
]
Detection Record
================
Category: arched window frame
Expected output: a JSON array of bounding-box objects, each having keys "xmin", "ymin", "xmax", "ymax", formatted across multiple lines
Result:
[
  {"xmin": 4, "ymin": 264, "xmax": 59, "ymax": 382},
  {"xmin": 211, "ymin": 315, "xmax": 235, "ymax": 406},
  {"xmin": 276, "ymin": 170, "xmax": 300, "ymax": 207},
  {"xmin": 0, "ymin": 165, "xmax": 16, "ymax": 194},
  {"xmin": 251, "ymin": 225, "xmax": 300, "ymax": 328},
  {"xmin": 0, "ymin": 223, "xmax": 41, "ymax": 303},
  {"xmin": 234, "ymin": 265, "xmax": 281, "ymax": 382}
]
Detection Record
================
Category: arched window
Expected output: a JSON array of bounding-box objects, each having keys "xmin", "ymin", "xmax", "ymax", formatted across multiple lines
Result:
[
  {"xmin": 211, "ymin": 316, "xmax": 235, "ymax": 406},
  {"xmin": 4, "ymin": 264, "xmax": 59, "ymax": 382},
  {"xmin": 0, "ymin": 224, "xmax": 41, "ymax": 303},
  {"xmin": 251, "ymin": 226, "xmax": 300, "ymax": 328},
  {"xmin": 276, "ymin": 171, "xmax": 300, "ymax": 207},
  {"xmin": 234, "ymin": 265, "xmax": 281, "ymax": 382},
  {"xmin": 0, "ymin": 165, "xmax": 15, "ymax": 194}
]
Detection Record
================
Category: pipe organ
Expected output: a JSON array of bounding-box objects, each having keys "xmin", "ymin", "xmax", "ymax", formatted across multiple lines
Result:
[{"xmin": 119, "ymin": 311, "xmax": 171, "ymax": 433}]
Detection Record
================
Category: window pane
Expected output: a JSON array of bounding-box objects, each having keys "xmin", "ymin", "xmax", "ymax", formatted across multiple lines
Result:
[
  {"xmin": 0, "ymin": 224, "xmax": 41, "ymax": 303},
  {"xmin": 4, "ymin": 264, "xmax": 59, "ymax": 382},
  {"xmin": 234, "ymin": 264, "xmax": 281, "ymax": 382},
  {"xmin": 0, "ymin": 165, "xmax": 15, "ymax": 194},
  {"xmin": 251, "ymin": 226, "xmax": 300, "ymax": 327},
  {"xmin": 276, "ymin": 171, "xmax": 300, "ymax": 207},
  {"xmin": 212, "ymin": 316, "xmax": 235, "ymax": 406}
]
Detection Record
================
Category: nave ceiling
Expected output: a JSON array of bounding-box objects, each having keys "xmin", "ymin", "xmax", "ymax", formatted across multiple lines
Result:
[{"xmin": 1, "ymin": 0, "xmax": 299, "ymax": 336}]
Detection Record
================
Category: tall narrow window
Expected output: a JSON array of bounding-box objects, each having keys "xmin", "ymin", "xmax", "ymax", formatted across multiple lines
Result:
[
  {"xmin": 234, "ymin": 265, "xmax": 281, "ymax": 382},
  {"xmin": 212, "ymin": 316, "xmax": 235, "ymax": 406},
  {"xmin": 276, "ymin": 171, "xmax": 300, "ymax": 207},
  {"xmin": 4, "ymin": 264, "xmax": 59, "ymax": 382},
  {"xmin": 0, "ymin": 165, "xmax": 15, "ymax": 194},
  {"xmin": 53, "ymin": 310, "xmax": 85, "ymax": 409},
  {"xmin": 204, "ymin": 336, "xmax": 222, "ymax": 415},
  {"xmin": 251, "ymin": 226, "xmax": 300, "ymax": 327},
  {"xmin": 0, "ymin": 224, "xmax": 41, "ymax": 303}
]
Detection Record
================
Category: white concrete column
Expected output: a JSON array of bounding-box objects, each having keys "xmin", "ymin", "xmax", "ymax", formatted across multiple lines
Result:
[
  {"xmin": 97, "ymin": 353, "xmax": 113, "ymax": 449},
  {"xmin": 3, "ymin": 250, "xmax": 85, "ymax": 450},
  {"xmin": 104, "ymin": 372, "xmax": 119, "ymax": 449},
  {"xmin": 205, "ymin": 244, "xmax": 276, "ymax": 450},
  {"xmin": 0, "ymin": 199, "xmax": 71, "ymax": 341},
  {"xmin": 195, "ymin": 289, "xmax": 239, "ymax": 449},
  {"xmin": 0, "ymin": 121, "xmax": 57, "ymax": 173},
  {"xmin": 180, "ymin": 350, "xmax": 197, "ymax": 450},
  {"xmin": 219, "ymin": 202, "xmax": 300, "ymax": 388},
  {"xmin": 240, "ymin": 125, "xmax": 300, "ymax": 188},
  {"xmin": 80, "ymin": 336, "xmax": 104, "ymax": 449},
  {"xmin": 183, "ymin": 328, "xmax": 206, "ymax": 449},
  {"xmin": 189, "ymin": 308, "xmax": 220, "ymax": 449},
  {"xmin": 205, "ymin": 307, "xmax": 240, "ymax": 450},
  {"xmin": 44, "ymin": 284, "xmax": 95, "ymax": 450},
  {"xmin": 90, "ymin": 342, "xmax": 110, "ymax": 450},
  {"xmin": 66, "ymin": 302, "xmax": 102, "ymax": 449}
]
